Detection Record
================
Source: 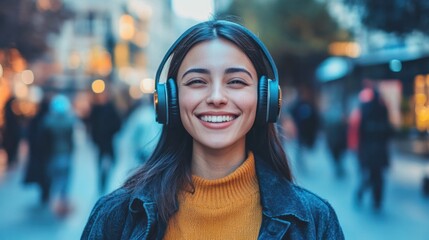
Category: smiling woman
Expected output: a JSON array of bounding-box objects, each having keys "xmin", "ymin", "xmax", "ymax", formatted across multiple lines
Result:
[
  {"xmin": 81, "ymin": 19, "xmax": 345, "ymax": 240},
  {"xmin": 177, "ymin": 39, "xmax": 258, "ymax": 159}
]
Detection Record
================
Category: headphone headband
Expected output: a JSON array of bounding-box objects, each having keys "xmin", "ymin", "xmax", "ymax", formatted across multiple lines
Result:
[{"xmin": 155, "ymin": 20, "xmax": 279, "ymax": 87}]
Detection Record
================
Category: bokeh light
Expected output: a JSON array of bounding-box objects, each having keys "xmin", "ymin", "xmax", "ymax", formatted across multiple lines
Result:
[
  {"xmin": 91, "ymin": 79, "xmax": 105, "ymax": 94},
  {"xmin": 389, "ymin": 59, "xmax": 402, "ymax": 72},
  {"xmin": 140, "ymin": 78, "xmax": 155, "ymax": 93},
  {"xmin": 21, "ymin": 70, "xmax": 34, "ymax": 85},
  {"xmin": 119, "ymin": 14, "xmax": 135, "ymax": 41},
  {"xmin": 129, "ymin": 85, "xmax": 142, "ymax": 99}
]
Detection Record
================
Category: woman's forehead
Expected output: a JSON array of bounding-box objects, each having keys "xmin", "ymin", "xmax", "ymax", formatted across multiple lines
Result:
[{"xmin": 179, "ymin": 39, "xmax": 255, "ymax": 70}]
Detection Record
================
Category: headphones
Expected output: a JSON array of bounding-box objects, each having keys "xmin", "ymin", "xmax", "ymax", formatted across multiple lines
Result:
[{"xmin": 154, "ymin": 20, "xmax": 281, "ymax": 125}]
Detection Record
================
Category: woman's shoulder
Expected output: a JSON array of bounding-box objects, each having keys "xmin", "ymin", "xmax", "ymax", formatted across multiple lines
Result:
[
  {"xmin": 255, "ymin": 157, "xmax": 336, "ymax": 216},
  {"xmin": 287, "ymin": 184, "xmax": 344, "ymax": 238},
  {"xmin": 291, "ymin": 184, "xmax": 337, "ymax": 214},
  {"xmin": 92, "ymin": 187, "xmax": 133, "ymax": 219},
  {"xmin": 289, "ymin": 184, "xmax": 343, "ymax": 230},
  {"xmin": 81, "ymin": 188, "xmax": 133, "ymax": 239},
  {"xmin": 100, "ymin": 187, "xmax": 131, "ymax": 201}
]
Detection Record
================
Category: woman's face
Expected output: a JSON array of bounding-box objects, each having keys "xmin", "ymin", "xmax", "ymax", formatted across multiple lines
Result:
[{"xmin": 177, "ymin": 38, "xmax": 258, "ymax": 152}]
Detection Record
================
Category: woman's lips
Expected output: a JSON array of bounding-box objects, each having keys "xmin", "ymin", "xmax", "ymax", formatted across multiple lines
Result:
[{"xmin": 197, "ymin": 113, "xmax": 238, "ymax": 129}]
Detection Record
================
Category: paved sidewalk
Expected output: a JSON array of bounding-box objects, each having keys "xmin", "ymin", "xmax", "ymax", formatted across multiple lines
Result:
[
  {"xmin": 286, "ymin": 137, "xmax": 429, "ymax": 240},
  {"xmin": 0, "ymin": 122, "xmax": 138, "ymax": 240}
]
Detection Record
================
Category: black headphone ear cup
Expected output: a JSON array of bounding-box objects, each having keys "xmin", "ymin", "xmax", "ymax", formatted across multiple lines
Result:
[
  {"xmin": 257, "ymin": 76, "xmax": 268, "ymax": 125},
  {"xmin": 166, "ymin": 78, "xmax": 179, "ymax": 125},
  {"xmin": 266, "ymin": 79, "xmax": 281, "ymax": 122},
  {"xmin": 154, "ymin": 82, "xmax": 167, "ymax": 124}
]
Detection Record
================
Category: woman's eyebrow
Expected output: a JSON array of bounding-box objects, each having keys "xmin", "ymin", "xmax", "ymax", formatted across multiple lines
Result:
[
  {"xmin": 225, "ymin": 67, "xmax": 253, "ymax": 79},
  {"xmin": 182, "ymin": 68, "xmax": 210, "ymax": 78}
]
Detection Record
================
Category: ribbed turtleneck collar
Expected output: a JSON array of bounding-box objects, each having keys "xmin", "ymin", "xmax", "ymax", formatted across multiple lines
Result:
[{"xmin": 183, "ymin": 152, "xmax": 259, "ymax": 209}]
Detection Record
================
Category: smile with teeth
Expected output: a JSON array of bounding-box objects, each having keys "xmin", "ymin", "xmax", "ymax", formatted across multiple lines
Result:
[{"xmin": 199, "ymin": 115, "xmax": 236, "ymax": 123}]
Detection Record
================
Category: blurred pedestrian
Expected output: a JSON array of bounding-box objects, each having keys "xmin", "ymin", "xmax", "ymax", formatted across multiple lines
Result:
[
  {"xmin": 278, "ymin": 110, "xmax": 297, "ymax": 146},
  {"xmin": 88, "ymin": 92, "xmax": 122, "ymax": 194},
  {"xmin": 42, "ymin": 94, "xmax": 76, "ymax": 217},
  {"xmin": 82, "ymin": 19, "xmax": 344, "ymax": 239},
  {"xmin": 290, "ymin": 87, "xmax": 320, "ymax": 169},
  {"xmin": 23, "ymin": 97, "xmax": 51, "ymax": 204},
  {"xmin": 128, "ymin": 95, "xmax": 161, "ymax": 163},
  {"xmin": 355, "ymin": 87, "xmax": 393, "ymax": 211},
  {"xmin": 347, "ymin": 107, "xmax": 361, "ymax": 153},
  {"xmin": 323, "ymin": 102, "xmax": 348, "ymax": 178},
  {"xmin": 2, "ymin": 96, "xmax": 22, "ymax": 169}
]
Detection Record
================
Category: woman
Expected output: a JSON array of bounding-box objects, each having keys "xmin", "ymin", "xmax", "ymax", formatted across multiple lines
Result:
[{"xmin": 82, "ymin": 19, "xmax": 344, "ymax": 239}]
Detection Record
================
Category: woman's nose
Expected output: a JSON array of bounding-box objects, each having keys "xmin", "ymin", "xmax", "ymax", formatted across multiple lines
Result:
[{"xmin": 206, "ymin": 85, "xmax": 228, "ymax": 106}]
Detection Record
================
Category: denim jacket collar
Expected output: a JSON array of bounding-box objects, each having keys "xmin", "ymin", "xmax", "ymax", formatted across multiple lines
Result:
[
  {"xmin": 128, "ymin": 187, "xmax": 165, "ymax": 239},
  {"xmin": 254, "ymin": 155, "xmax": 310, "ymax": 239},
  {"xmin": 254, "ymin": 155, "xmax": 310, "ymax": 223}
]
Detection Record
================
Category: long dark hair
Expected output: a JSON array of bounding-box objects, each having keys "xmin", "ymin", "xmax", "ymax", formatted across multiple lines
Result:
[{"xmin": 124, "ymin": 19, "xmax": 293, "ymax": 223}]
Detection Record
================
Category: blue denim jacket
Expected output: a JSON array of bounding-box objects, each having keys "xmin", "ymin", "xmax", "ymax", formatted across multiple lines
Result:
[{"xmin": 82, "ymin": 155, "xmax": 345, "ymax": 239}]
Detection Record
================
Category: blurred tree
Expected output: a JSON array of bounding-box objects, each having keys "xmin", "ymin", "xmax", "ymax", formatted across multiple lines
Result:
[
  {"xmin": 218, "ymin": 0, "xmax": 351, "ymax": 86},
  {"xmin": 0, "ymin": 0, "xmax": 73, "ymax": 63},
  {"xmin": 342, "ymin": 0, "xmax": 429, "ymax": 36}
]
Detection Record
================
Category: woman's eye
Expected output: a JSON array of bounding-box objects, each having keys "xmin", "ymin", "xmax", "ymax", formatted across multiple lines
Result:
[
  {"xmin": 184, "ymin": 79, "xmax": 206, "ymax": 86},
  {"xmin": 228, "ymin": 79, "xmax": 248, "ymax": 86}
]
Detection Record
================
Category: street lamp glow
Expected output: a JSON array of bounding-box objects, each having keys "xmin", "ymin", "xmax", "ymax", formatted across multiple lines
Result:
[
  {"xmin": 92, "ymin": 79, "xmax": 105, "ymax": 94},
  {"xmin": 140, "ymin": 78, "xmax": 155, "ymax": 93},
  {"xmin": 329, "ymin": 41, "xmax": 361, "ymax": 58},
  {"xmin": 21, "ymin": 70, "xmax": 34, "ymax": 85},
  {"xmin": 119, "ymin": 14, "xmax": 135, "ymax": 41}
]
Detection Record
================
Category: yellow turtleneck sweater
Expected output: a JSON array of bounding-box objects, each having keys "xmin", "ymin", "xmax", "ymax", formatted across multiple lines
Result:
[{"xmin": 164, "ymin": 152, "xmax": 262, "ymax": 240}]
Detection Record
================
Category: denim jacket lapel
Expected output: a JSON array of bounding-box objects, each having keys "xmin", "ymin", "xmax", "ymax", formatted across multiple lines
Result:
[
  {"xmin": 128, "ymin": 190, "xmax": 166, "ymax": 240},
  {"xmin": 254, "ymin": 155, "xmax": 310, "ymax": 239},
  {"xmin": 258, "ymin": 215, "xmax": 291, "ymax": 239}
]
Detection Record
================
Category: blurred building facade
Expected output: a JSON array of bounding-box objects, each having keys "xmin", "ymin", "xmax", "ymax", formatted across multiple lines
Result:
[
  {"xmin": 318, "ymin": 1, "xmax": 429, "ymax": 156},
  {"xmin": 0, "ymin": 0, "xmax": 219, "ymax": 126},
  {"xmin": 2, "ymin": 0, "xmax": 428, "ymax": 155}
]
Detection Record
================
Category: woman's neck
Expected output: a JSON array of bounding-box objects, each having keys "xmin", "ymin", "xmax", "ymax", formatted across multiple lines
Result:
[{"xmin": 191, "ymin": 141, "xmax": 247, "ymax": 180}]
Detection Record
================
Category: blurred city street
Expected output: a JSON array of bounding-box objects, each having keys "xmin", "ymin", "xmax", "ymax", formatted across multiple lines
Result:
[
  {"xmin": 0, "ymin": 116, "xmax": 428, "ymax": 240},
  {"xmin": 2, "ymin": 0, "xmax": 429, "ymax": 240}
]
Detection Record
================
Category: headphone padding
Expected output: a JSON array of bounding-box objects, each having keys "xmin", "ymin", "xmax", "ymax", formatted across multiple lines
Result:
[
  {"xmin": 166, "ymin": 78, "xmax": 179, "ymax": 125},
  {"xmin": 155, "ymin": 82, "xmax": 167, "ymax": 124},
  {"xmin": 267, "ymin": 79, "xmax": 281, "ymax": 122},
  {"xmin": 257, "ymin": 76, "xmax": 268, "ymax": 125}
]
